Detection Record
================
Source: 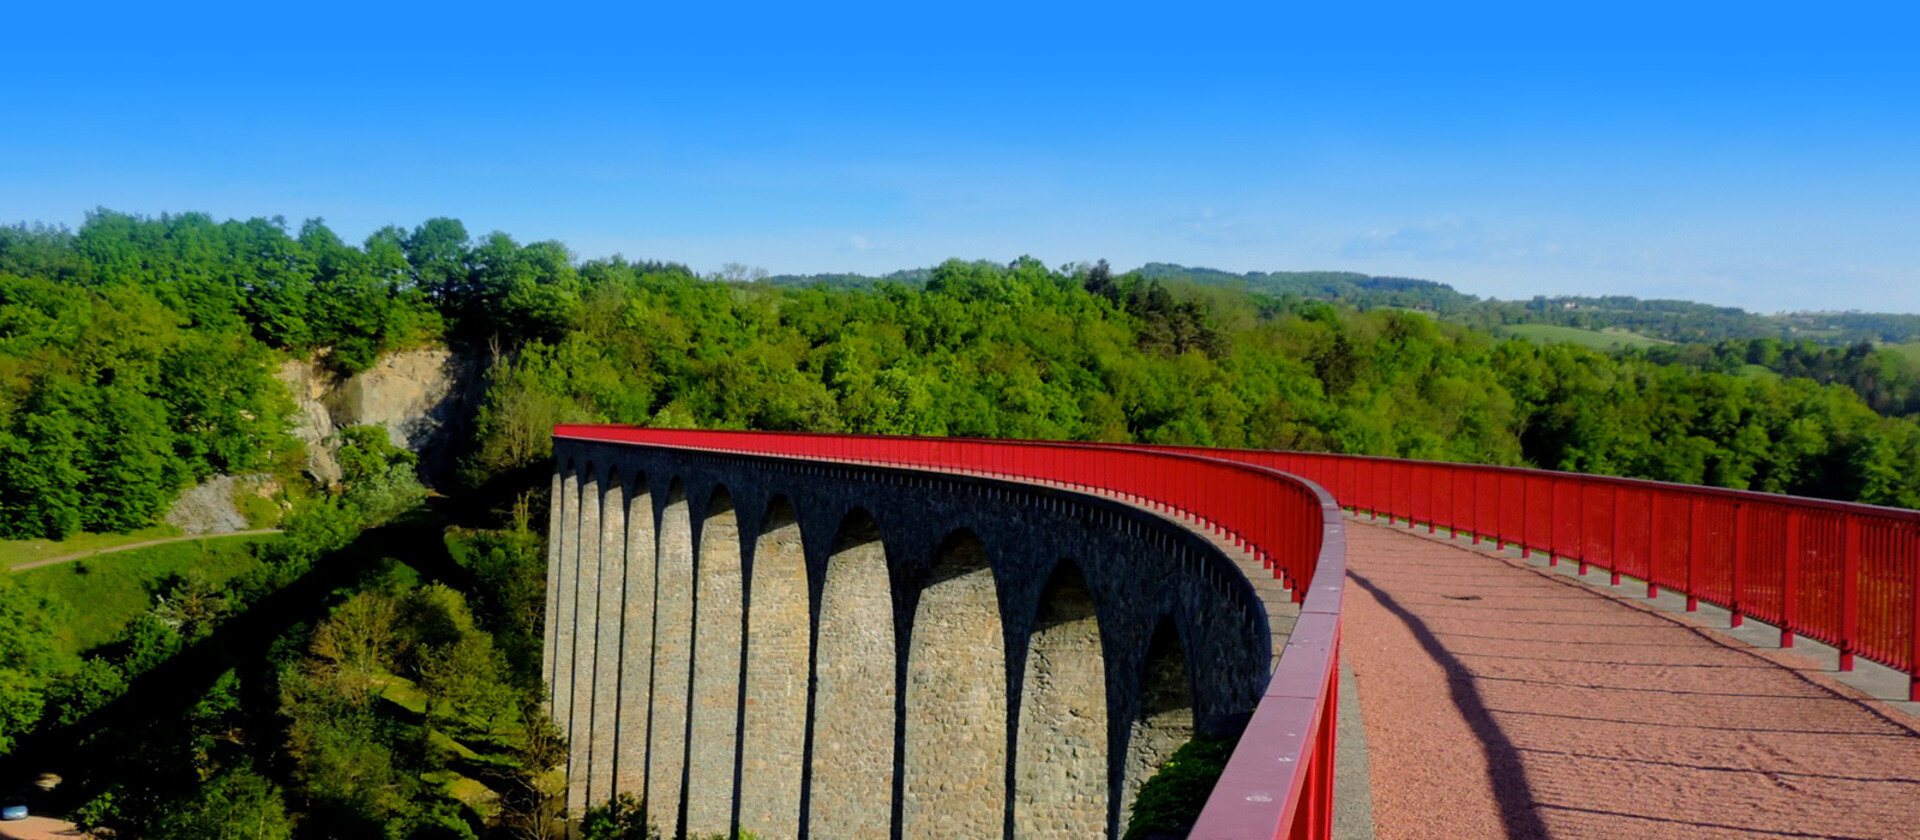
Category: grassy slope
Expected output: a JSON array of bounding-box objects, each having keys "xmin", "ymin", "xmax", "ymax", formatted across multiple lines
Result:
[
  {"xmin": 1500, "ymin": 323, "xmax": 1669, "ymax": 350},
  {"xmin": 0, "ymin": 525, "xmax": 184, "ymax": 570},
  {"xmin": 10, "ymin": 535, "xmax": 274, "ymax": 663}
]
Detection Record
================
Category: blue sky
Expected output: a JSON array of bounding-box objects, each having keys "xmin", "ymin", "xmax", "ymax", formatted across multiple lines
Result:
[{"xmin": 4, "ymin": 2, "xmax": 1917, "ymax": 312}]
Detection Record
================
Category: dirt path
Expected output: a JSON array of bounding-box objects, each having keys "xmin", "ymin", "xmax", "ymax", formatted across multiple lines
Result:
[
  {"xmin": 1343, "ymin": 519, "xmax": 1920, "ymax": 840},
  {"xmin": 7, "ymin": 529, "xmax": 283, "ymax": 572}
]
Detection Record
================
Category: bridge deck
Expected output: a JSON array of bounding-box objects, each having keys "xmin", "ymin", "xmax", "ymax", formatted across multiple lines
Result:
[{"xmin": 1344, "ymin": 519, "xmax": 1920, "ymax": 840}]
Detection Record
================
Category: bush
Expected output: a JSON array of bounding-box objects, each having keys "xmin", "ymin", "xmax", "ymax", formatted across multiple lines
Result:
[{"xmin": 1122, "ymin": 733, "xmax": 1237, "ymax": 840}]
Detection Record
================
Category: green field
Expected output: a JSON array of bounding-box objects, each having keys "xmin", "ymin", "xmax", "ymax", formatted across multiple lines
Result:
[
  {"xmin": 0, "ymin": 525, "xmax": 185, "ymax": 570},
  {"xmin": 9, "ymin": 535, "xmax": 275, "ymax": 663},
  {"xmin": 1501, "ymin": 323, "xmax": 1669, "ymax": 350}
]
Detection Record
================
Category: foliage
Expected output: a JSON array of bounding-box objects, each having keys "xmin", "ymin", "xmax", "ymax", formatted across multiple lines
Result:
[
  {"xmin": 1122, "ymin": 734, "xmax": 1237, "ymax": 840},
  {"xmin": 0, "ymin": 268, "xmax": 296, "ymax": 539},
  {"xmin": 146, "ymin": 767, "xmax": 295, "ymax": 840},
  {"xmin": 334, "ymin": 424, "xmax": 429, "ymax": 523},
  {"xmin": 444, "ymin": 512, "xmax": 548, "ymax": 688},
  {"xmin": 281, "ymin": 577, "xmax": 537, "ymax": 839},
  {"xmin": 578, "ymin": 794, "xmax": 655, "ymax": 840},
  {"xmin": 0, "ymin": 575, "xmax": 64, "ymax": 751}
]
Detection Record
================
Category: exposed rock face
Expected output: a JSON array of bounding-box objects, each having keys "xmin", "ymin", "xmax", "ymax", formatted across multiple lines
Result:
[
  {"xmin": 164, "ymin": 475, "xmax": 249, "ymax": 534},
  {"xmin": 276, "ymin": 348, "xmax": 482, "ymax": 487}
]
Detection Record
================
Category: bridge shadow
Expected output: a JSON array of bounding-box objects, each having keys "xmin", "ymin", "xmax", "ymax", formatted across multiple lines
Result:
[
  {"xmin": 0, "ymin": 505, "xmax": 455, "ymax": 810},
  {"xmin": 1348, "ymin": 570, "xmax": 1551, "ymax": 840}
]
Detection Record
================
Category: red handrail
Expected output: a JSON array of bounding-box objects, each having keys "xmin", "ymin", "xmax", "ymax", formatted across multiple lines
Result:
[
  {"xmin": 554, "ymin": 425, "xmax": 1345, "ymax": 839},
  {"xmin": 551, "ymin": 425, "xmax": 1920, "ymax": 838},
  {"xmin": 1137, "ymin": 445, "xmax": 1920, "ymax": 702}
]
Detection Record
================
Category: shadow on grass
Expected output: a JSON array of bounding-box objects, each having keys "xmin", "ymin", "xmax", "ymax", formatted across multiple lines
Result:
[{"xmin": 0, "ymin": 500, "xmax": 463, "ymax": 811}]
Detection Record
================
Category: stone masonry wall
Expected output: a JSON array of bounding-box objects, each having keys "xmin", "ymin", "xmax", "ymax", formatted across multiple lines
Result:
[
  {"xmin": 546, "ymin": 441, "xmax": 1275, "ymax": 839},
  {"xmin": 902, "ymin": 532, "xmax": 1008, "ymax": 839}
]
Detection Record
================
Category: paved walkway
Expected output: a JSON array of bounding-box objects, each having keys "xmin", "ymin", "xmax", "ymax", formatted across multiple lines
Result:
[
  {"xmin": 6, "ymin": 529, "xmax": 281, "ymax": 572},
  {"xmin": 1343, "ymin": 519, "xmax": 1920, "ymax": 840},
  {"xmin": 0, "ymin": 817, "xmax": 89, "ymax": 839}
]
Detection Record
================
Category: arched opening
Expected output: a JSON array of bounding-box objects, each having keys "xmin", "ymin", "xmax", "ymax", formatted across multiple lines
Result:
[
  {"xmin": 1014, "ymin": 560, "xmax": 1108, "ymax": 840},
  {"xmin": 1120, "ymin": 618, "xmax": 1193, "ymax": 830},
  {"xmin": 614, "ymin": 474, "xmax": 654, "ymax": 800},
  {"xmin": 587, "ymin": 467, "xmax": 629, "ymax": 806},
  {"xmin": 808, "ymin": 510, "xmax": 895, "ymax": 840},
  {"xmin": 648, "ymin": 480, "xmax": 693, "ymax": 837},
  {"xmin": 903, "ymin": 529, "xmax": 1007, "ymax": 839},
  {"xmin": 740, "ymin": 497, "xmax": 807, "ymax": 839},
  {"xmin": 687, "ymin": 486, "xmax": 742, "ymax": 837},
  {"xmin": 567, "ymin": 465, "xmax": 603, "ymax": 816}
]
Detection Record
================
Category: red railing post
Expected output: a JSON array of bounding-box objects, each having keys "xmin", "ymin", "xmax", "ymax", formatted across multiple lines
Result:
[
  {"xmin": 1405, "ymin": 462, "xmax": 1416, "ymax": 530},
  {"xmin": 1495, "ymin": 472, "xmax": 1506, "ymax": 550},
  {"xmin": 1470, "ymin": 470, "xmax": 1481, "ymax": 546},
  {"xmin": 1732, "ymin": 502, "xmax": 1748, "ymax": 628},
  {"xmin": 1547, "ymin": 476, "xmax": 1559, "ymax": 567},
  {"xmin": 1427, "ymin": 467, "xmax": 1437, "ymax": 533},
  {"xmin": 1909, "ymin": 521, "xmax": 1920, "ymax": 702},
  {"xmin": 1646, "ymin": 491, "xmax": 1660, "ymax": 599},
  {"xmin": 1520, "ymin": 476, "xmax": 1532, "ymax": 558},
  {"xmin": 1686, "ymin": 497, "xmax": 1702, "ymax": 612},
  {"xmin": 1610, "ymin": 485, "xmax": 1624, "ymax": 586},
  {"xmin": 1577, "ymin": 479, "xmax": 1590, "ymax": 576},
  {"xmin": 1782, "ymin": 509, "xmax": 1800, "ymax": 648},
  {"xmin": 1840, "ymin": 517, "xmax": 1860, "ymax": 672}
]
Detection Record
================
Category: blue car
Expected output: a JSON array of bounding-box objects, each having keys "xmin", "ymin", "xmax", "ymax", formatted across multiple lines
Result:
[{"xmin": 0, "ymin": 803, "xmax": 26, "ymax": 821}]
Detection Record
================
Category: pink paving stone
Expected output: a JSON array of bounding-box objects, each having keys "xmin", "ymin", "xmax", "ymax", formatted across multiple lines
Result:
[{"xmin": 1344, "ymin": 520, "xmax": 1920, "ymax": 840}]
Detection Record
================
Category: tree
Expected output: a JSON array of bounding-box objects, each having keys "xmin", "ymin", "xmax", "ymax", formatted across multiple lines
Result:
[{"xmin": 146, "ymin": 767, "xmax": 295, "ymax": 840}]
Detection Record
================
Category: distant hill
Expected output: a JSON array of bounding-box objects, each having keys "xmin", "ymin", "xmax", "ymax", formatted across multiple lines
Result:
[
  {"xmin": 1130, "ymin": 264, "xmax": 1480, "ymax": 314},
  {"xmin": 763, "ymin": 268, "xmax": 933, "ymax": 290},
  {"xmin": 770, "ymin": 261, "xmax": 1920, "ymax": 345}
]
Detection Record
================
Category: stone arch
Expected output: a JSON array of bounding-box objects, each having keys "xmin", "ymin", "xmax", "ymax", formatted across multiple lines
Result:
[
  {"xmin": 687, "ymin": 485, "xmax": 743, "ymax": 838},
  {"xmin": 808, "ymin": 509, "xmax": 896, "ymax": 840},
  {"xmin": 1120, "ymin": 617, "xmax": 1194, "ymax": 829},
  {"xmin": 740, "ymin": 496, "xmax": 807, "ymax": 839},
  {"xmin": 567, "ymin": 462, "xmax": 603, "ymax": 816},
  {"xmin": 1014, "ymin": 559, "xmax": 1108, "ymax": 840},
  {"xmin": 614, "ymin": 472, "xmax": 654, "ymax": 800},
  {"xmin": 648, "ymin": 479, "xmax": 694, "ymax": 837},
  {"xmin": 587, "ymin": 464, "xmax": 629, "ymax": 806},
  {"xmin": 544, "ymin": 462, "xmax": 573, "ymax": 716},
  {"xmin": 903, "ymin": 529, "xmax": 1008, "ymax": 840}
]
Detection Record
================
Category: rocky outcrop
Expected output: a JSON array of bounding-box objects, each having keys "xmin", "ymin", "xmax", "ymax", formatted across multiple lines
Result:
[
  {"xmin": 276, "ymin": 348, "xmax": 483, "ymax": 487},
  {"xmin": 164, "ymin": 475, "xmax": 250, "ymax": 534},
  {"xmin": 164, "ymin": 474, "xmax": 284, "ymax": 534}
]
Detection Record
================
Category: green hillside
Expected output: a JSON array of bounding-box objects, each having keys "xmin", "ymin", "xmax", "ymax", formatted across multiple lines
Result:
[
  {"xmin": 1, "ymin": 525, "xmax": 182, "ymax": 571},
  {"xmin": 8, "ymin": 535, "xmax": 272, "ymax": 663},
  {"xmin": 1499, "ymin": 323, "xmax": 1668, "ymax": 350}
]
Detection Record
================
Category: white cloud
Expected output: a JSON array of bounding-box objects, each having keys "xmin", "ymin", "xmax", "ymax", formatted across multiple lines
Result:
[{"xmin": 839, "ymin": 234, "xmax": 904, "ymax": 255}]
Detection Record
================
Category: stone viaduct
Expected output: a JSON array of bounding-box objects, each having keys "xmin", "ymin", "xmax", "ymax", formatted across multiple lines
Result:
[
  {"xmin": 543, "ymin": 426, "xmax": 1920, "ymax": 840},
  {"xmin": 541, "ymin": 430, "xmax": 1306, "ymax": 840}
]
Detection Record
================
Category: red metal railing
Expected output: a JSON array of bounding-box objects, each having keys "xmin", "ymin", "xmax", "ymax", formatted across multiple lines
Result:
[
  {"xmin": 551, "ymin": 426, "xmax": 1920, "ymax": 837},
  {"xmin": 553, "ymin": 425, "xmax": 1346, "ymax": 840},
  {"xmin": 1140, "ymin": 446, "xmax": 1920, "ymax": 702}
]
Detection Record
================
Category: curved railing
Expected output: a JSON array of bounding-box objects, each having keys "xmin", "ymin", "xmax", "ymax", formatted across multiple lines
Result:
[
  {"xmin": 549, "ymin": 427, "xmax": 1920, "ymax": 838},
  {"xmin": 552, "ymin": 425, "xmax": 1348, "ymax": 840},
  {"xmin": 1140, "ymin": 446, "xmax": 1920, "ymax": 702}
]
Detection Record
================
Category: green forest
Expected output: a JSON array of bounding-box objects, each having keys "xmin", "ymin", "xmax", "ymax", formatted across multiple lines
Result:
[{"xmin": 6, "ymin": 209, "xmax": 1920, "ymax": 837}]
